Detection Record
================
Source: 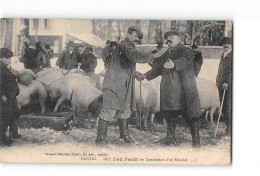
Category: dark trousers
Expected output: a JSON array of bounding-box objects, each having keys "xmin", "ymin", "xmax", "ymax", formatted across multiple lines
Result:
[
  {"xmin": 218, "ymin": 88, "xmax": 232, "ymax": 130},
  {"xmin": 0, "ymin": 98, "xmax": 20, "ymax": 141}
]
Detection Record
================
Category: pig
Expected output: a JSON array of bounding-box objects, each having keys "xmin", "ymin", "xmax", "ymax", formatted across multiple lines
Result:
[
  {"xmin": 141, "ymin": 76, "xmax": 220, "ymax": 125},
  {"xmin": 17, "ymin": 80, "xmax": 48, "ymax": 114},
  {"xmin": 17, "ymin": 69, "xmax": 36, "ymax": 86},
  {"xmin": 196, "ymin": 78, "xmax": 220, "ymax": 124},
  {"xmin": 135, "ymin": 80, "xmax": 158, "ymax": 130},
  {"xmin": 49, "ymin": 73, "xmax": 97, "ymax": 112},
  {"xmin": 71, "ymin": 84, "xmax": 102, "ymax": 129}
]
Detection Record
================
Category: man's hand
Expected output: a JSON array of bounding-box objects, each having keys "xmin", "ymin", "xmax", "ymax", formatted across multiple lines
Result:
[
  {"xmin": 164, "ymin": 59, "xmax": 175, "ymax": 69},
  {"xmin": 222, "ymin": 83, "xmax": 228, "ymax": 90},
  {"xmin": 10, "ymin": 68, "xmax": 19, "ymax": 77},
  {"xmin": 2, "ymin": 95, "xmax": 7, "ymax": 102},
  {"xmin": 135, "ymin": 71, "xmax": 146, "ymax": 81},
  {"xmin": 153, "ymin": 47, "xmax": 168, "ymax": 58}
]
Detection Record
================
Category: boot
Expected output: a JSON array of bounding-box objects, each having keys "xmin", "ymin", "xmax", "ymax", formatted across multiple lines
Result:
[
  {"xmin": 189, "ymin": 120, "xmax": 201, "ymax": 148},
  {"xmin": 0, "ymin": 127, "xmax": 12, "ymax": 146},
  {"xmin": 159, "ymin": 119, "xmax": 176, "ymax": 145},
  {"xmin": 226, "ymin": 115, "xmax": 232, "ymax": 136},
  {"xmin": 95, "ymin": 118, "xmax": 109, "ymax": 145},
  {"xmin": 9, "ymin": 118, "xmax": 21, "ymax": 139},
  {"xmin": 118, "ymin": 119, "xmax": 134, "ymax": 144}
]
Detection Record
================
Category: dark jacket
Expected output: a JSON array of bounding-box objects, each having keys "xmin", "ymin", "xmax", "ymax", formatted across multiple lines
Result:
[
  {"xmin": 216, "ymin": 51, "xmax": 232, "ymax": 89},
  {"xmin": 145, "ymin": 43, "xmax": 201, "ymax": 118},
  {"xmin": 102, "ymin": 38, "xmax": 154, "ymax": 111},
  {"xmin": 56, "ymin": 49, "xmax": 77, "ymax": 70},
  {"xmin": 0, "ymin": 63, "xmax": 19, "ymax": 100},
  {"xmin": 37, "ymin": 50, "xmax": 51, "ymax": 69},
  {"xmin": 19, "ymin": 48, "xmax": 39, "ymax": 70},
  {"xmin": 102, "ymin": 46, "xmax": 113, "ymax": 69},
  {"xmin": 77, "ymin": 50, "xmax": 97, "ymax": 73}
]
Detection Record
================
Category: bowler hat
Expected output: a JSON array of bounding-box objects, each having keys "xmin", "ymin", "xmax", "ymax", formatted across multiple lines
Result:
[
  {"xmin": 221, "ymin": 37, "xmax": 231, "ymax": 45},
  {"xmin": 44, "ymin": 44, "xmax": 51, "ymax": 49},
  {"xmin": 0, "ymin": 48, "xmax": 14, "ymax": 59},
  {"xmin": 87, "ymin": 47, "xmax": 94, "ymax": 52},
  {"xmin": 164, "ymin": 30, "xmax": 179, "ymax": 39},
  {"xmin": 66, "ymin": 41, "xmax": 75, "ymax": 47},
  {"xmin": 35, "ymin": 41, "xmax": 41, "ymax": 47},
  {"xmin": 128, "ymin": 26, "xmax": 143, "ymax": 39},
  {"xmin": 191, "ymin": 44, "xmax": 198, "ymax": 49},
  {"xmin": 110, "ymin": 41, "xmax": 118, "ymax": 47},
  {"xmin": 156, "ymin": 42, "xmax": 163, "ymax": 49}
]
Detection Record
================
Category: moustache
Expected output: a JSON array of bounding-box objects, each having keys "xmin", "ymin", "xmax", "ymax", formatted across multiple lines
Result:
[{"xmin": 166, "ymin": 40, "xmax": 172, "ymax": 44}]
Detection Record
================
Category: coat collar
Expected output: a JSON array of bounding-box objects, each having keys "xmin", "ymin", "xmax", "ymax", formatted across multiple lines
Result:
[{"xmin": 125, "ymin": 37, "xmax": 135, "ymax": 48}]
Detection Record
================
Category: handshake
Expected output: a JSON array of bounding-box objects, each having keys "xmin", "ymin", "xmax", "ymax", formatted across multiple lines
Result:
[{"xmin": 135, "ymin": 71, "xmax": 146, "ymax": 81}]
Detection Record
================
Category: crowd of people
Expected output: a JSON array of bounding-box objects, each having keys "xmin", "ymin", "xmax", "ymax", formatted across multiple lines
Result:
[{"xmin": 0, "ymin": 26, "xmax": 232, "ymax": 147}]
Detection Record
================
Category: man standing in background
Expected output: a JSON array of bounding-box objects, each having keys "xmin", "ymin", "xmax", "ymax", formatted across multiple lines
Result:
[
  {"xmin": 216, "ymin": 37, "xmax": 232, "ymax": 136},
  {"xmin": 56, "ymin": 41, "xmax": 77, "ymax": 70},
  {"xmin": 0, "ymin": 48, "xmax": 21, "ymax": 146}
]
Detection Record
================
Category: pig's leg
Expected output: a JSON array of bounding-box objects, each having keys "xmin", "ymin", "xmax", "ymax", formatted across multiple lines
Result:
[
  {"xmin": 39, "ymin": 99, "xmax": 46, "ymax": 114},
  {"xmin": 142, "ymin": 107, "xmax": 149, "ymax": 130},
  {"xmin": 85, "ymin": 111, "xmax": 92, "ymax": 129},
  {"xmin": 205, "ymin": 110, "xmax": 209, "ymax": 122},
  {"xmin": 136, "ymin": 111, "xmax": 141, "ymax": 129},
  {"xmin": 150, "ymin": 113, "xmax": 155, "ymax": 124},
  {"xmin": 53, "ymin": 96, "xmax": 65, "ymax": 113},
  {"xmin": 210, "ymin": 106, "xmax": 217, "ymax": 125}
]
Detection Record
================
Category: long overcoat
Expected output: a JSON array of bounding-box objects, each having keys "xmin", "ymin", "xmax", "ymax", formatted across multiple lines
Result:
[
  {"xmin": 102, "ymin": 38, "xmax": 153, "ymax": 111},
  {"xmin": 56, "ymin": 49, "xmax": 77, "ymax": 70},
  {"xmin": 77, "ymin": 50, "xmax": 97, "ymax": 73},
  {"xmin": 145, "ymin": 43, "xmax": 202, "ymax": 118}
]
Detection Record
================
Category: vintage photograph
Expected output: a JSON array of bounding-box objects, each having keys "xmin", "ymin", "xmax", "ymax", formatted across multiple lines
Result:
[{"xmin": 0, "ymin": 18, "xmax": 232, "ymax": 165}]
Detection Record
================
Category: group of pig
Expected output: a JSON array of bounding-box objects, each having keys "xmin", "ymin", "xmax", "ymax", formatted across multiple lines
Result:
[
  {"xmin": 16, "ymin": 67, "xmax": 220, "ymax": 129},
  {"xmin": 16, "ymin": 68, "xmax": 103, "ymax": 125}
]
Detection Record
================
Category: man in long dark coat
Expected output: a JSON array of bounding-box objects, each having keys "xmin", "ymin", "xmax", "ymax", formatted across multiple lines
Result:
[
  {"xmin": 19, "ymin": 42, "xmax": 39, "ymax": 72},
  {"xmin": 216, "ymin": 37, "xmax": 232, "ymax": 136},
  {"xmin": 139, "ymin": 31, "xmax": 202, "ymax": 147},
  {"xmin": 76, "ymin": 45, "xmax": 97, "ymax": 75},
  {"xmin": 0, "ymin": 48, "xmax": 20, "ymax": 146},
  {"xmin": 56, "ymin": 41, "xmax": 77, "ymax": 70},
  {"xmin": 95, "ymin": 26, "xmax": 166, "ymax": 145}
]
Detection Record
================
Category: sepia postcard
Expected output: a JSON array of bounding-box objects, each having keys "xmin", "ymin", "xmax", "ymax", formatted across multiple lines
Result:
[{"xmin": 0, "ymin": 18, "xmax": 232, "ymax": 165}]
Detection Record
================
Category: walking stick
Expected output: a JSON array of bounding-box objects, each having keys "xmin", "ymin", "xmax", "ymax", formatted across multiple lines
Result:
[
  {"xmin": 139, "ymin": 80, "xmax": 142, "ymax": 134},
  {"xmin": 214, "ymin": 89, "xmax": 226, "ymax": 137}
]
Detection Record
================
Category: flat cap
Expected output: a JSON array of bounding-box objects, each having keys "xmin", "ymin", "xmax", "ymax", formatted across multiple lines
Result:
[
  {"xmin": 128, "ymin": 26, "xmax": 143, "ymax": 39},
  {"xmin": 221, "ymin": 37, "xmax": 231, "ymax": 45},
  {"xmin": 0, "ymin": 48, "xmax": 14, "ymax": 59},
  {"xmin": 164, "ymin": 30, "xmax": 180, "ymax": 39}
]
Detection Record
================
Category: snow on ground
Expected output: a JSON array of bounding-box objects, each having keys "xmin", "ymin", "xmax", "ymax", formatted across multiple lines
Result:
[{"xmin": 0, "ymin": 121, "xmax": 231, "ymax": 164}]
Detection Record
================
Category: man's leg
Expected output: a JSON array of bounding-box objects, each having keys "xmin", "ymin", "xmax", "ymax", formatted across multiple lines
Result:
[
  {"xmin": 9, "ymin": 99, "xmax": 21, "ymax": 139},
  {"xmin": 186, "ymin": 116, "xmax": 201, "ymax": 148},
  {"xmin": 0, "ymin": 102, "xmax": 12, "ymax": 146},
  {"xmin": 224, "ymin": 89, "xmax": 232, "ymax": 136},
  {"xmin": 158, "ymin": 111, "xmax": 178, "ymax": 145},
  {"xmin": 117, "ymin": 110, "xmax": 134, "ymax": 144},
  {"xmin": 95, "ymin": 107, "xmax": 116, "ymax": 145}
]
